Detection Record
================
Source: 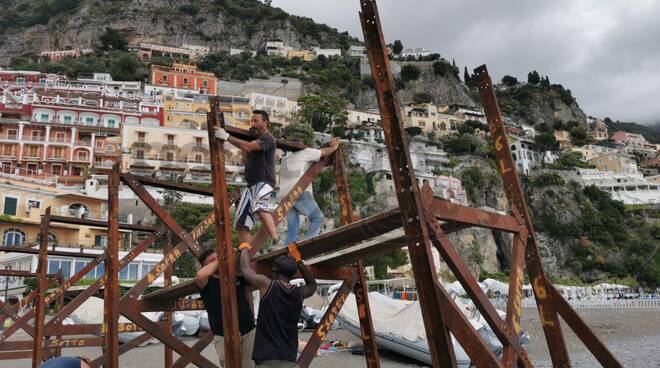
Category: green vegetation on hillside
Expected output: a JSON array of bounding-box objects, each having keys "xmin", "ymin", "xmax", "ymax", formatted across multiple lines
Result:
[
  {"xmin": 0, "ymin": 0, "xmax": 81, "ymax": 34},
  {"xmin": 604, "ymin": 118, "xmax": 660, "ymax": 144}
]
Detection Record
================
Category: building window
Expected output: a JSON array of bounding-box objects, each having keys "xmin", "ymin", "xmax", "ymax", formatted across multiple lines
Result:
[
  {"xmin": 27, "ymin": 146, "xmax": 40, "ymax": 158},
  {"xmin": 2, "ymin": 145, "xmax": 13, "ymax": 156},
  {"xmin": 166, "ymin": 151, "xmax": 175, "ymax": 161},
  {"xmin": 47, "ymin": 259, "xmax": 71, "ymax": 277},
  {"xmin": 203, "ymin": 80, "xmax": 208, "ymax": 87},
  {"xmin": 6, "ymin": 129, "xmax": 18, "ymax": 139},
  {"xmin": 16, "ymin": 77, "xmax": 25, "ymax": 84},
  {"xmin": 40, "ymin": 113, "xmax": 49, "ymax": 122},
  {"xmin": 51, "ymin": 165, "xmax": 62, "ymax": 175},
  {"xmin": 35, "ymin": 232, "xmax": 56, "ymax": 246},
  {"xmin": 120, "ymin": 262, "xmax": 139, "ymax": 280},
  {"xmin": 77, "ymin": 151, "xmax": 89, "ymax": 161},
  {"xmin": 106, "ymin": 145, "xmax": 115, "ymax": 152},
  {"xmin": 3, "ymin": 228, "xmax": 25, "ymax": 246},
  {"xmin": 195, "ymin": 154, "xmax": 203, "ymax": 163},
  {"xmin": 31, "ymin": 131, "xmax": 43, "ymax": 141},
  {"xmin": 183, "ymin": 78, "xmax": 188, "ymax": 85},
  {"xmin": 195, "ymin": 137, "xmax": 203, "ymax": 147},
  {"xmin": 55, "ymin": 132, "xmax": 66, "ymax": 142},
  {"xmin": 161, "ymin": 75, "xmax": 168, "ymax": 82},
  {"xmin": 136, "ymin": 149, "xmax": 144, "ymax": 159},
  {"xmin": 106, "ymin": 119, "xmax": 116, "ymax": 128},
  {"xmin": 63, "ymin": 115, "xmax": 73, "ymax": 124},
  {"xmin": 85, "ymin": 117, "xmax": 95, "ymax": 126},
  {"xmin": 167, "ymin": 134, "xmax": 175, "ymax": 145},
  {"xmin": 94, "ymin": 235, "xmax": 108, "ymax": 248},
  {"xmin": 53, "ymin": 147, "xmax": 64, "ymax": 159},
  {"xmin": 137, "ymin": 132, "xmax": 146, "ymax": 142}
]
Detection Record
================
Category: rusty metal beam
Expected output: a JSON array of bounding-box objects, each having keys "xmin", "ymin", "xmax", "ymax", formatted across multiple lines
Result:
[
  {"xmin": 429, "ymin": 198, "xmax": 523, "ymax": 233},
  {"xmin": 298, "ymin": 275, "xmax": 356, "ymax": 367},
  {"xmin": 170, "ymin": 331, "xmax": 215, "ymax": 368},
  {"xmin": 163, "ymin": 232, "xmax": 173, "ymax": 368},
  {"xmin": 31, "ymin": 206, "xmax": 50, "ymax": 368},
  {"xmin": 48, "ymin": 215, "xmax": 157, "ymax": 232},
  {"xmin": 104, "ymin": 163, "xmax": 121, "ymax": 368},
  {"xmin": 422, "ymin": 186, "xmax": 530, "ymax": 367},
  {"xmin": 334, "ymin": 143, "xmax": 380, "ymax": 367},
  {"xmin": 207, "ymin": 96, "xmax": 241, "ymax": 367},
  {"xmin": 360, "ymin": 2, "xmax": 457, "ymax": 365},
  {"xmin": 226, "ymin": 125, "xmax": 306, "ymax": 152},
  {"xmin": 501, "ymin": 231, "xmax": 528, "ymax": 367},
  {"xmin": 121, "ymin": 172, "xmax": 203, "ymax": 257},
  {"xmin": 129, "ymin": 176, "xmax": 214, "ymax": 196}
]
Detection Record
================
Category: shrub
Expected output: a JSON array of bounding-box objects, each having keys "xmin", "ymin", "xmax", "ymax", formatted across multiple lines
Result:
[
  {"xmin": 400, "ymin": 64, "xmax": 421, "ymax": 83},
  {"xmin": 179, "ymin": 4, "xmax": 200, "ymax": 16}
]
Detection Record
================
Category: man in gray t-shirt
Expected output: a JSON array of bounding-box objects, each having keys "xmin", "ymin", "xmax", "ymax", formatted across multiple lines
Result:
[{"xmin": 215, "ymin": 110, "xmax": 278, "ymax": 245}]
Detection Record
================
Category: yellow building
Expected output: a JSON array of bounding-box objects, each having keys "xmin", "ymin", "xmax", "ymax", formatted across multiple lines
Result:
[
  {"xmin": 162, "ymin": 92, "xmax": 211, "ymax": 129},
  {"xmin": 121, "ymin": 123, "xmax": 244, "ymax": 183},
  {"xmin": 287, "ymin": 50, "xmax": 315, "ymax": 61},
  {"xmin": 0, "ymin": 178, "xmax": 111, "ymax": 249},
  {"xmin": 403, "ymin": 103, "xmax": 462, "ymax": 136},
  {"xmin": 554, "ymin": 130, "xmax": 572, "ymax": 149}
]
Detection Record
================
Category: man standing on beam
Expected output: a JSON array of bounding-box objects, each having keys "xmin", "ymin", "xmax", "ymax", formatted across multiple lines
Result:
[
  {"xmin": 238, "ymin": 242, "xmax": 317, "ymax": 368},
  {"xmin": 215, "ymin": 110, "xmax": 279, "ymax": 245},
  {"xmin": 196, "ymin": 249, "xmax": 256, "ymax": 368},
  {"xmin": 279, "ymin": 125, "xmax": 340, "ymax": 245}
]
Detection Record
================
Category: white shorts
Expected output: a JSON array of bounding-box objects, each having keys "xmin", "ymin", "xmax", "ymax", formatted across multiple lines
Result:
[{"xmin": 234, "ymin": 182, "xmax": 276, "ymax": 231}]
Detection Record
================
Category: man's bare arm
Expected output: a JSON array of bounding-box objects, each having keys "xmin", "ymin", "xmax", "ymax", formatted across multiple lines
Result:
[
  {"xmin": 298, "ymin": 262, "xmax": 317, "ymax": 298},
  {"xmin": 319, "ymin": 138, "xmax": 340, "ymax": 158},
  {"xmin": 239, "ymin": 248, "xmax": 271, "ymax": 295},
  {"xmin": 228, "ymin": 135, "xmax": 262, "ymax": 153},
  {"xmin": 195, "ymin": 260, "xmax": 218, "ymax": 289}
]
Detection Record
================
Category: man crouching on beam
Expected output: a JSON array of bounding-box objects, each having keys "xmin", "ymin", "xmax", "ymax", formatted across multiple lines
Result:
[{"xmin": 238, "ymin": 242, "xmax": 317, "ymax": 368}]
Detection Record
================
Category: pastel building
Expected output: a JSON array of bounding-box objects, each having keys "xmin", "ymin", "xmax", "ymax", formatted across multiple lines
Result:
[
  {"xmin": 403, "ymin": 103, "xmax": 463, "ymax": 136},
  {"xmin": 150, "ymin": 63, "xmax": 217, "ymax": 95},
  {"xmin": 587, "ymin": 152, "xmax": 638, "ymax": 175}
]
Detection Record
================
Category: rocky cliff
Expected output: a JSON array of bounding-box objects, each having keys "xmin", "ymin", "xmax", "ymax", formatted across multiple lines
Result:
[
  {"xmin": 0, "ymin": 0, "xmax": 359, "ymax": 64},
  {"xmin": 495, "ymin": 83, "xmax": 588, "ymax": 127}
]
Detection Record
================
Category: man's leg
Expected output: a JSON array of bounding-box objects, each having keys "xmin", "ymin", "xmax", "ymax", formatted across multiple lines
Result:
[
  {"xmin": 240, "ymin": 329, "xmax": 256, "ymax": 368},
  {"xmin": 283, "ymin": 206, "xmax": 301, "ymax": 246},
  {"xmin": 296, "ymin": 192, "xmax": 324, "ymax": 240},
  {"xmin": 256, "ymin": 210, "xmax": 278, "ymax": 242},
  {"xmin": 213, "ymin": 335, "xmax": 226, "ymax": 367},
  {"xmin": 234, "ymin": 186, "xmax": 255, "ymax": 244}
]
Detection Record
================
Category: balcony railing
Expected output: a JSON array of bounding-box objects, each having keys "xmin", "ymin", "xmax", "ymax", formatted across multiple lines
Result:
[
  {"xmin": 46, "ymin": 155, "xmax": 67, "ymax": 161},
  {"xmin": 50, "ymin": 137, "xmax": 70, "ymax": 143},
  {"xmin": 26, "ymin": 136, "xmax": 46, "ymax": 142},
  {"xmin": 130, "ymin": 154, "xmax": 210, "ymax": 164},
  {"xmin": 75, "ymin": 140, "xmax": 92, "ymax": 147},
  {"xmin": 0, "ymin": 135, "xmax": 19, "ymax": 141}
]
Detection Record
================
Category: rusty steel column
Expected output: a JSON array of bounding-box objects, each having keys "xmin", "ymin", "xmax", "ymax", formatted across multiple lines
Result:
[
  {"xmin": 31, "ymin": 206, "xmax": 50, "ymax": 368},
  {"xmin": 104, "ymin": 163, "xmax": 121, "ymax": 368},
  {"xmin": 501, "ymin": 231, "xmax": 528, "ymax": 367},
  {"xmin": 164, "ymin": 232, "xmax": 173, "ymax": 368},
  {"xmin": 334, "ymin": 145, "xmax": 380, "ymax": 367},
  {"xmin": 359, "ymin": 1, "xmax": 456, "ymax": 367},
  {"xmin": 207, "ymin": 96, "xmax": 241, "ymax": 366}
]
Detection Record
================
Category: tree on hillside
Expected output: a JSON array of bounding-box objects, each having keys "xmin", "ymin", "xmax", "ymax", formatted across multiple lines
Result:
[
  {"xmin": 100, "ymin": 28, "xmax": 128, "ymax": 51},
  {"xmin": 405, "ymin": 126, "xmax": 423, "ymax": 137},
  {"xmin": 540, "ymin": 76, "xmax": 550, "ymax": 88},
  {"xmin": 295, "ymin": 94, "xmax": 348, "ymax": 133},
  {"xmin": 527, "ymin": 70, "xmax": 541, "ymax": 85},
  {"xmin": 570, "ymin": 126, "xmax": 590, "ymax": 146},
  {"xmin": 281, "ymin": 122, "xmax": 315, "ymax": 145},
  {"xmin": 534, "ymin": 132, "xmax": 560, "ymax": 166},
  {"xmin": 400, "ymin": 64, "xmax": 421, "ymax": 83},
  {"xmin": 502, "ymin": 75, "xmax": 519, "ymax": 87},
  {"xmin": 392, "ymin": 40, "xmax": 404, "ymax": 55}
]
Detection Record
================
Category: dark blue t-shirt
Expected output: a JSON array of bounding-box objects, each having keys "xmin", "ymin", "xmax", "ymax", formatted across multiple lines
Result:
[{"xmin": 245, "ymin": 133, "xmax": 276, "ymax": 186}]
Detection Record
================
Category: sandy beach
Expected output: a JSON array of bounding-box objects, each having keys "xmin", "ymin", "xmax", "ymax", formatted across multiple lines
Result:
[{"xmin": 0, "ymin": 307, "xmax": 658, "ymax": 367}]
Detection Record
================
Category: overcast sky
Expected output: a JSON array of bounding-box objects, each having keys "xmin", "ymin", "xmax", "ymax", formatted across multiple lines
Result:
[{"xmin": 272, "ymin": 0, "xmax": 660, "ymax": 124}]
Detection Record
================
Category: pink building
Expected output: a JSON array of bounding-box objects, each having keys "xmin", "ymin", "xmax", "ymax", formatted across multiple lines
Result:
[{"xmin": 612, "ymin": 131, "xmax": 648, "ymax": 147}]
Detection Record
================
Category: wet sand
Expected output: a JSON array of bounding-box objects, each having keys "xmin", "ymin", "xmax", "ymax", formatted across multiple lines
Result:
[{"xmin": 0, "ymin": 307, "xmax": 657, "ymax": 367}]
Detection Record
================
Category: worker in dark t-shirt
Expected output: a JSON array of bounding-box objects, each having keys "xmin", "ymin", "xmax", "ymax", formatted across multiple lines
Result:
[
  {"xmin": 196, "ymin": 249, "xmax": 256, "ymax": 368},
  {"xmin": 215, "ymin": 110, "xmax": 279, "ymax": 246},
  {"xmin": 237, "ymin": 242, "xmax": 317, "ymax": 367},
  {"xmin": 40, "ymin": 356, "xmax": 91, "ymax": 368}
]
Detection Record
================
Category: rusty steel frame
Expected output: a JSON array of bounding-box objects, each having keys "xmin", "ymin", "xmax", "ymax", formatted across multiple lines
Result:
[
  {"xmin": 475, "ymin": 65, "xmax": 622, "ymax": 368},
  {"xmin": 0, "ymin": 3, "xmax": 622, "ymax": 368}
]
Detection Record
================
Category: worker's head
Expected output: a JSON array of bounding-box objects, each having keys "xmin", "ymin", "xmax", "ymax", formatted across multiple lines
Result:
[
  {"xmin": 272, "ymin": 255, "xmax": 298, "ymax": 281},
  {"xmin": 198, "ymin": 248, "xmax": 218, "ymax": 266},
  {"xmin": 250, "ymin": 110, "xmax": 270, "ymax": 135},
  {"xmin": 281, "ymin": 122, "xmax": 314, "ymax": 146}
]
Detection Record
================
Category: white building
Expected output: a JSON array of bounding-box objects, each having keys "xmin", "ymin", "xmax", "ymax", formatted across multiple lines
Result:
[
  {"xmin": 347, "ymin": 138, "xmax": 449, "ymax": 176},
  {"xmin": 0, "ymin": 248, "xmax": 163, "ymax": 296},
  {"xmin": 572, "ymin": 169, "xmax": 660, "ymax": 205},
  {"xmin": 509, "ymin": 135, "xmax": 557, "ymax": 175},
  {"xmin": 248, "ymin": 92, "xmax": 298, "ymax": 125},
  {"xmin": 400, "ymin": 48, "xmax": 431, "ymax": 58},
  {"xmin": 230, "ymin": 48, "xmax": 257, "ymax": 57},
  {"xmin": 348, "ymin": 46, "xmax": 366, "ymax": 58},
  {"xmin": 312, "ymin": 47, "xmax": 342, "ymax": 58},
  {"xmin": 347, "ymin": 109, "xmax": 381, "ymax": 126},
  {"xmin": 266, "ymin": 41, "xmax": 293, "ymax": 57}
]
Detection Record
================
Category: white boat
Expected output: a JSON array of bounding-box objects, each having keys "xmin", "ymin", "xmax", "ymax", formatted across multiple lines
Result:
[{"xmin": 335, "ymin": 291, "xmax": 527, "ymax": 366}]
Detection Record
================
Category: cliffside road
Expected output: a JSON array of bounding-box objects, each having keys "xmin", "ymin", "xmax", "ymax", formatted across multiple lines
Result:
[{"xmin": 0, "ymin": 307, "xmax": 657, "ymax": 367}]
